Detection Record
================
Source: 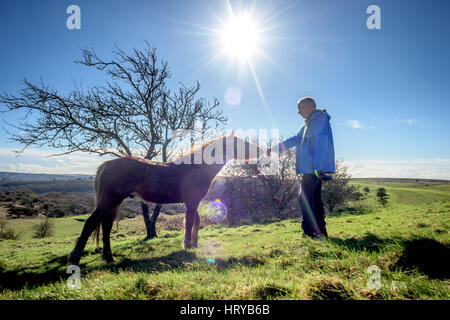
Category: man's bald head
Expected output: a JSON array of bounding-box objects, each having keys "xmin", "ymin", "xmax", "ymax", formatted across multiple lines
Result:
[
  {"xmin": 297, "ymin": 97, "xmax": 316, "ymax": 119},
  {"xmin": 297, "ymin": 97, "xmax": 316, "ymax": 109}
]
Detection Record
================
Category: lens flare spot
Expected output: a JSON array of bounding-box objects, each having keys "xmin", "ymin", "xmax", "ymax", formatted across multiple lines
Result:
[
  {"xmin": 224, "ymin": 86, "xmax": 242, "ymax": 107},
  {"xmin": 206, "ymin": 199, "xmax": 228, "ymax": 223}
]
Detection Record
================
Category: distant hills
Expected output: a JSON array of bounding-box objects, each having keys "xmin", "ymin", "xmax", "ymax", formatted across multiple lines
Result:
[
  {"xmin": 351, "ymin": 177, "xmax": 449, "ymax": 183},
  {"xmin": 0, "ymin": 171, "xmax": 447, "ymax": 183},
  {"xmin": 0, "ymin": 172, "xmax": 92, "ymax": 181},
  {"xmin": 0, "ymin": 171, "xmax": 447, "ymax": 195}
]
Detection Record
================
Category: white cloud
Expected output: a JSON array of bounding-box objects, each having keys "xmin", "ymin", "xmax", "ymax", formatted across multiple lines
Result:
[
  {"xmin": 394, "ymin": 118, "xmax": 425, "ymax": 127},
  {"xmin": 343, "ymin": 158, "xmax": 450, "ymax": 180},
  {"xmin": 347, "ymin": 120, "xmax": 363, "ymax": 129},
  {"xmin": 0, "ymin": 148, "xmax": 109, "ymax": 174}
]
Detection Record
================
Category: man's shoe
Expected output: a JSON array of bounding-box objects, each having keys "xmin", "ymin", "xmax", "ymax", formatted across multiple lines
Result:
[
  {"xmin": 302, "ymin": 233, "xmax": 326, "ymax": 241},
  {"xmin": 312, "ymin": 234, "xmax": 326, "ymax": 241},
  {"xmin": 302, "ymin": 233, "xmax": 328, "ymax": 241}
]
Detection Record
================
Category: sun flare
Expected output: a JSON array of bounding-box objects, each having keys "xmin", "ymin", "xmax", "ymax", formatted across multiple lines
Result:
[{"xmin": 220, "ymin": 13, "xmax": 260, "ymax": 61}]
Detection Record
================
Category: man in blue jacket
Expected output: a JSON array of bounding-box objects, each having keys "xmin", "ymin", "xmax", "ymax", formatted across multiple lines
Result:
[{"xmin": 267, "ymin": 97, "xmax": 335, "ymax": 239}]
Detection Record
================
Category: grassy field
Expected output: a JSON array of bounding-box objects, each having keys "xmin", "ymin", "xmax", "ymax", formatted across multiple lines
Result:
[{"xmin": 0, "ymin": 180, "xmax": 449, "ymax": 300}]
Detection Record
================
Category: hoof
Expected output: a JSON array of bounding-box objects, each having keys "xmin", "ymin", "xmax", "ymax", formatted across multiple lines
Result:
[
  {"xmin": 102, "ymin": 254, "xmax": 115, "ymax": 263},
  {"xmin": 67, "ymin": 251, "xmax": 81, "ymax": 265},
  {"xmin": 94, "ymin": 247, "xmax": 103, "ymax": 253},
  {"xmin": 183, "ymin": 239, "xmax": 198, "ymax": 249},
  {"xmin": 183, "ymin": 239, "xmax": 193, "ymax": 250}
]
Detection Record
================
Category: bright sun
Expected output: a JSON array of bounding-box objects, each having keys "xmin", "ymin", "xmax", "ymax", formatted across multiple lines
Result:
[{"xmin": 220, "ymin": 13, "xmax": 260, "ymax": 62}]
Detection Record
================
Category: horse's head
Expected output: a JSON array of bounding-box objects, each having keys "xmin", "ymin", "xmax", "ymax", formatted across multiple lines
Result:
[
  {"xmin": 222, "ymin": 131, "xmax": 264, "ymax": 163},
  {"xmin": 184, "ymin": 131, "xmax": 264, "ymax": 165}
]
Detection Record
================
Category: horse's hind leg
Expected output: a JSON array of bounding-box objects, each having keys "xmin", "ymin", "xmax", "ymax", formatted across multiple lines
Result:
[
  {"xmin": 68, "ymin": 209, "xmax": 101, "ymax": 265},
  {"xmin": 101, "ymin": 205, "xmax": 119, "ymax": 263}
]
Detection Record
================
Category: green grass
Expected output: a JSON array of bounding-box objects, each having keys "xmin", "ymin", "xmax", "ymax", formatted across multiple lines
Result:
[{"xmin": 0, "ymin": 180, "xmax": 449, "ymax": 299}]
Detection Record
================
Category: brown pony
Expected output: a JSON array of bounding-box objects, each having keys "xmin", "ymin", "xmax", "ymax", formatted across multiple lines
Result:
[{"xmin": 68, "ymin": 133, "xmax": 263, "ymax": 264}]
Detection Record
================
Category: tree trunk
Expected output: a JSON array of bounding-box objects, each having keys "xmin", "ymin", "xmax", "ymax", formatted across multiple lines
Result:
[
  {"xmin": 141, "ymin": 202, "xmax": 162, "ymax": 240},
  {"xmin": 141, "ymin": 145, "xmax": 163, "ymax": 240}
]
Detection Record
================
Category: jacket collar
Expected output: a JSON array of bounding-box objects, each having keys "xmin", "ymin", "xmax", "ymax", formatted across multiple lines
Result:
[{"xmin": 305, "ymin": 109, "xmax": 326, "ymax": 124}]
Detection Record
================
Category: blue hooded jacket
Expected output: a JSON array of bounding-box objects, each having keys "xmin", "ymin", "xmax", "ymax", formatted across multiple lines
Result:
[{"xmin": 274, "ymin": 109, "xmax": 335, "ymax": 174}]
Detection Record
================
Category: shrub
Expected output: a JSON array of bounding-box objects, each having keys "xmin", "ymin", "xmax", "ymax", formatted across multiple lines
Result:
[
  {"xmin": 1, "ymin": 228, "xmax": 22, "ymax": 240},
  {"xmin": 376, "ymin": 187, "xmax": 389, "ymax": 207},
  {"xmin": 32, "ymin": 217, "xmax": 55, "ymax": 238},
  {"xmin": 0, "ymin": 217, "xmax": 22, "ymax": 240},
  {"xmin": 8, "ymin": 206, "xmax": 39, "ymax": 217},
  {"xmin": 322, "ymin": 161, "xmax": 356, "ymax": 214},
  {"xmin": 0, "ymin": 217, "xmax": 6, "ymax": 233},
  {"xmin": 50, "ymin": 208, "xmax": 65, "ymax": 218},
  {"xmin": 363, "ymin": 187, "xmax": 370, "ymax": 193},
  {"xmin": 351, "ymin": 191, "xmax": 364, "ymax": 201},
  {"xmin": 215, "ymin": 143, "xmax": 299, "ymax": 224}
]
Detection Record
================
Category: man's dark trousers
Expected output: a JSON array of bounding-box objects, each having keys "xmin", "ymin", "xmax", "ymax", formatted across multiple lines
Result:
[{"xmin": 299, "ymin": 174, "xmax": 328, "ymax": 237}]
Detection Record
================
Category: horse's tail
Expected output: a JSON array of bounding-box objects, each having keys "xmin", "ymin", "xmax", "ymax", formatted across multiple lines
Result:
[
  {"xmin": 91, "ymin": 210, "xmax": 101, "ymax": 247},
  {"xmin": 91, "ymin": 161, "xmax": 109, "ymax": 246},
  {"xmin": 94, "ymin": 161, "xmax": 109, "ymax": 207}
]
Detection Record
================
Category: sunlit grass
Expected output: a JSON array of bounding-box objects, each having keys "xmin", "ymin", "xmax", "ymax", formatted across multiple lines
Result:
[{"xmin": 0, "ymin": 180, "xmax": 449, "ymax": 299}]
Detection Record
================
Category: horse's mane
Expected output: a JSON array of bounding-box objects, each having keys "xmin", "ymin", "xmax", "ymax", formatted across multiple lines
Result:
[{"xmin": 175, "ymin": 134, "xmax": 228, "ymax": 160}]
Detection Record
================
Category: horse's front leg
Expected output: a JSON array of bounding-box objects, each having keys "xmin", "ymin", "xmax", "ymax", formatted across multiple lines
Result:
[{"xmin": 183, "ymin": 202, "xmax": 199, "ymax": 249}]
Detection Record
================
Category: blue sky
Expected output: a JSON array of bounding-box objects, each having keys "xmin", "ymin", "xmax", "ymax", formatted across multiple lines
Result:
[{"xmin": 0, "ymin": 0, "xmax": 449, "ymax": 178}]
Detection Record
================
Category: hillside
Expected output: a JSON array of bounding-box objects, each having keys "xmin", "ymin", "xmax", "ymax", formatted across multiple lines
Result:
[
  {"xmin": 0, "ymin": 188, "xmax": 184, "ymax": 219},
  {"xmin": 0, "ymin": 172, "xmax": 92, "ymax": 181},
  {"xmin": 0, "ymin": 180, "xmax": 448, "ymax": 299}
]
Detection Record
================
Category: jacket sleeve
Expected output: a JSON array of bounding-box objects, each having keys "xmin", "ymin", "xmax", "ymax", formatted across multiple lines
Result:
[
  {"xmin": 272, "ymin": 130, "xmax": 302, "ymax": 153},
  {"xmin": 311, "ymin": 118, "xmax": 332, "ymax": 171}
]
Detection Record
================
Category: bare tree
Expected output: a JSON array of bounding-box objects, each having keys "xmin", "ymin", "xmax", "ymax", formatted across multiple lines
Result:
[{"xmin": 0, "ymin": 42, "xmax": 227, "ymax": 239}]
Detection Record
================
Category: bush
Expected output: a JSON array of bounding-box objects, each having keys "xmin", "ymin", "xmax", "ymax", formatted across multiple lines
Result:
[
  {"xmin": 322, "ymin": 161, "xmax": 356, "ymax": 214},
  {"xmin": 351, "ymin": 191, "xmax": 364, "ymax": 201},
  {"xmin": 50, "ymin": 208, "xmax": 65, "ymax": 218},
  {"xmin": 8, "ymin": 206, "xmax": 39, "ymax": 217},
  {"xmin": 32, "ymin": 217, "xmax": 55, "ymax": 238},
  {"xmin": 376, "ymin": 187, "xmax": 389, "ymax": 207},
  {"xmin": 0, "ymin": 217, "xmax": 6, "ymax": 233},
  {"xmin": 215, "ymin": 145, "xmax": 300, "ymax": 224},
  {"xmin": 0, "ymin": 228, "xmax": 22, "ymax": 240},
  {"xmin": 363, "ymin": 187, "xmax": 370, "ymax": 193},
  {"xmin": 0, "ymin": 217, "xmax": 22, "ymax": 240}
]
